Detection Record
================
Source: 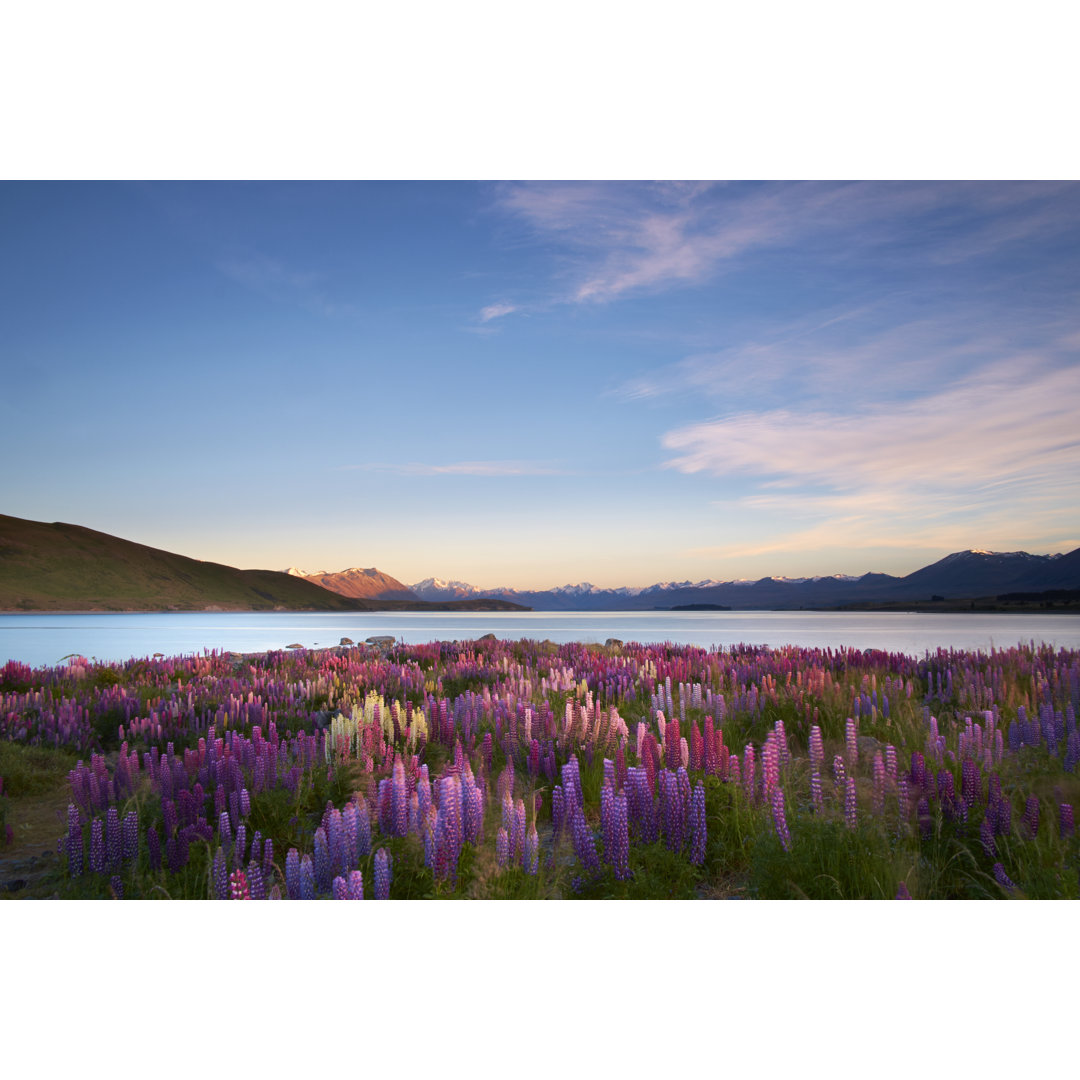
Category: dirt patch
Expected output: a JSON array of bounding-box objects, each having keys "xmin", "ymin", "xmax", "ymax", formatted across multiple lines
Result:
[{"xmin": 0, "ymin": 787, "xmax": 70, "ymax": 899}]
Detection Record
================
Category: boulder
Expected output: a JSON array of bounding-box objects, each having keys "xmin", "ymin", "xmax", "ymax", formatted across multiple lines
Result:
[
  {"xmin": 365, "ymin": 635, "xmax": 396, "ymax": 649},
  {"xmin": 605, "ymin": 638, "xmax": 623, "ymax": 648},
  {"xmin": 339, "ymin": 637, "xmax": 355, "ymax": 646}
]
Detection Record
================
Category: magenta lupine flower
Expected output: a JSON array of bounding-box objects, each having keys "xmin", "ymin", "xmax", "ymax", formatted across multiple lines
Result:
[
  {"xmin": 229, "ymin": 869, "xmax": 250, "ymax": 899},
  {"xmin": 89, "ymin": 818, "xmax": 105, "ymax": 875},
  {"xmin": 212, "ymin": 848, "xmax": 229, "ymax": 899},
  {"xmin": 885, "ymin": 744, "xmax": 897, "ymax": 782},
  {"xmin": 374, "ymin": 848, "xmax": 392, "ymax": 899},
  {"xmin": 299, "ymin": 854, "xmax": 316, "ymax": 900},
  {"xmin": 1060, "ymin": 803, "xmax": 1075, "ymax": 838},
  {"xmin": 285, "ymin": 848, "xmax": 301, "ymax": 899},
  {"xmin": 845, "ymin": 718, "xmax": 858, "ymax": 769},
  {"xmin": 346, "ymin": 869, "xmax": 364, "ymax": 899},
  {"xmin": 810, "ymin": 768, "xmax": 822, "ymax": 812},
  {"xmin": 688, "ymin": 782, "xmax": 706, "ymax": 867},
  {"xmin": 764, "ymin": 735, "xmax": 781, "ymax": 800},
  {"xmin": 665, "ymin": 718, "xmax": 681, "ymax": 770},
  {"xmin": 771, "ymin": 789, "xmax": 791, "ymax": 852},
  {"xmin": 844, "ymin": 777, "xmax": 857, "ymax": 830},
  {"xmin": 895, "ymin": 882, "xmax": 912, "ymax": 899},
  {"xmin": 743, "ymin": 744, "xmax": 756, "ymax": 804},
  {"xmin": 1022, "ymin": 795, "xmax": 1040, "ymax": 837},
  {"xmin": 501, "ymin": 791, "xmax": 514, "ymax": 836},
  {"xmin": 495, "ymin": 827, "xmax": 510, "ymax": 868},
  {"xmin": 524, "ymin": 821, "xmax": 539, "ymax": 876},
  {"xmin": 993, "ymin": 863, "xmax": 1017, "ymax": 892}
]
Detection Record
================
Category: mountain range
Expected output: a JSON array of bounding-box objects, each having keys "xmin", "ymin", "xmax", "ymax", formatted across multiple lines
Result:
[{"xmin": 394, "ymin": 548, "xmax": 1080, "ymax": 610}]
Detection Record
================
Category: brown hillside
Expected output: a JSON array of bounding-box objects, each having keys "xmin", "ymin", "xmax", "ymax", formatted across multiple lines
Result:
[{"xmin": 298, "ymin": 567, "xmax": 419, "ymax": 602}]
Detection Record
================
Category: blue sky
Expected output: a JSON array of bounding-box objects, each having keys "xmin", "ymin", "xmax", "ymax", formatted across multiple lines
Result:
[{"xmin": 2, "ymin": 180, "xmax": 1079, "ymax": 588}]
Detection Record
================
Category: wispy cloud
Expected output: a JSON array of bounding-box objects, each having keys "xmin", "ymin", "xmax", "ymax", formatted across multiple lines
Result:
[
  {"xmin": 343, "ymin": 460, "xmax": 565, "ymax": 476},
  {"xmin": 217, "ymin": 254, "xmax": 351, "ymax": 316},
  {"xmin": 663, "ymin": 356, "xmax": 1080, "ymax": 556},
  {"xmin": 478, "ymin": 301, "xmax": 517, "ymax": 323},
  {"xmin": 496, "ymin": 181, "xmax": 1080, "ymax": 306}
]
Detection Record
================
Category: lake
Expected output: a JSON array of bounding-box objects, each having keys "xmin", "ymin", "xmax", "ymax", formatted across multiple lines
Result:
[{"xmin": 3, "ymin": 610, "xmax": 1080, "ymax": 667}]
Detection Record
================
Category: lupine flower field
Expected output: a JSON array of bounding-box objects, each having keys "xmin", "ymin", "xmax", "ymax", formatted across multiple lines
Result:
[{"xmin": 1, "ymin": 635, "xmax": 1078, "ymax": 898}]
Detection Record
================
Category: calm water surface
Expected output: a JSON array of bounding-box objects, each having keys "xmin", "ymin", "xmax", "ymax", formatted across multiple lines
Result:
[{"xmin": 3, "ymin": 610, "xmax": 1080, "ymax": 667}]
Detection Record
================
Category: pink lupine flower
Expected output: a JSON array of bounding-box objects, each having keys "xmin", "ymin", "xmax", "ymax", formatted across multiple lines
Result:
[{"xmin": 229, "ymin": 869, "xmax": 250, "ymax": 899}]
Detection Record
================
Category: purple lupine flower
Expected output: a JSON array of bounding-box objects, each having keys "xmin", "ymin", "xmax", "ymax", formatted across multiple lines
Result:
[
  {"xmin": 810, "ymin": 768, "xmax": 822, "ymax": 812},
  {"xmin": 234, "ymin": 823, "xmax": 247, "ymax": 867},
  {"xmin": 771, "ymin": 789, "xmax": 792, "ymax": 852},
  {"xmin": 495, "ymin": 827, "xmax": 510, "ymax": 868},
  {"xmin": 166, "ymin": 834, "xmax": 188, "ymax": 873},
  {"xmin": 109, "ymin": 876, "xmax": 123, "ymax": 899},
  {"xmin": 512, "ymin": 798, "xmax": 526, "ymax": 864},
  {"xmin": 332, "ymin": 876, "xmax": 348, "ymax": 899},
  {"xmin": 212, "ymin": 848, "xmax": 229, "ymax": 899},
  {"xmin": 285, "ymin": 848, "xmax": 301, "ymax": 899},
  {"xmin": 524, "ymin": 821, "xmax": 539, "ymax": 876},
  {"xmin": 570, "ymin": 805, "xmax": 600, "ymax": 874},
  {"xmin": 239, "ymin": 787, "xmax": 251, "ymax": 817},
  {"xmin": 67, "ymin": 804, "xmax": 83, "ymax": 878},
  {"xmin": 980, "ymin": 817, "xmax": 996, "ymax": 858},
  {"xmin": 993, "ymin": 862, "xmax": 1017, "ymax": 893},
  {"xmin": 229, "ymin": 869, "xmax": 250, "ymax": 899},
  {"xmin": 844, "ymin": 777, "xmax": 857, "ymax": 830},
  {"xmin": 313, "ymin": 827, "xmax": 331, "ymax": 893},
  {"xmin": 895, "ymin": 882, "xmax": 912, "ymax": 899},
  {"xmin": 263, "ymin": 837, "xmax": 274, "ymax": 873},
  {"xmin": 872, "ymin": 753, "xmax": 885, "ymax": 817},
  {"xmin": 89, "ymin": 818, "xmax": 105, "ymax": 875},
  {"xmin": 105, "ymin": 807, "xmax": 121, "ymax": 870},
  {"xmin": 218, "ymin": 810, "xmax": 232, "ymax": 849},
  {"xmin": 374, "ymin": 848, "xmax": 392, "ymax": 899},
  {"xmin": 346, "ymin": 869, "xmax": 364, "ymax": 899},
  {"xmin": 299, "ymin": 854, "xmax": 316, "ymax": 900},
  {"xmin": 355, "ymin": 795, "xmax": 371, "ymax": 858},
  {"xmin": 391, "ymin": 759, "xmax": 408, "ymax": 838},
  {"xmin": 885, "ymin": 744, "xmax": 897, "ymax": 782},
  {"xmin": 146, "ymin": 825, "xmax": 161, "ymax": 873},
  {"xmin": 121, "ymin": 810, "xmax": 138, "ymax": 862},
  {"xmin": 246, "ymin": 859, "xmax": 266, "ymax": 900},
  {"xmin": 833, "ymin": 755, "xmax": 846, "ymax": 799},
  {"xmin": 1060, "ymin": 803, "xmax": 1074, "ymax": 838},
  {"xmin": 688, "ymin": 782, "xmax": 706, "ymax": 867},
  {"xmin": 809, "ymin": 725, "xmax": 824, "ymax": 773},
  {"xmin": 961, "ymin": 758, "xmax": 981, "ymax": 808},
  {"xmin": 551, "ymin": 784, "xmax": 566, "ymax": 841}
]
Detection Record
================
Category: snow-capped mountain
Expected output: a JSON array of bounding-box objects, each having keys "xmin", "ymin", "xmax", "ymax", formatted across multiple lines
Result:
[{"xmin": 408, "ymin": 548, "xmax": 1078, "ymax": 610}]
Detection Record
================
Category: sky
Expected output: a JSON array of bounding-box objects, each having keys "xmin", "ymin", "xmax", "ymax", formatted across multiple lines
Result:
[{"xmin": 3, "ymin": 180, "xmax": 1079, "ymax": 588}]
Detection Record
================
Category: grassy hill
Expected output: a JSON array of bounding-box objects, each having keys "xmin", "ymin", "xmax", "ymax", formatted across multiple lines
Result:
[{"xmin": 0, "ymin": 515, "xmax": 369, "ymax": 612}]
